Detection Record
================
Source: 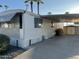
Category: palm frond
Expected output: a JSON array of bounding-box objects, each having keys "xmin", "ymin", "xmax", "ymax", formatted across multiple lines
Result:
[
  {"xmin": 4, "ymin": 5, "xmax": 8, "ymax": 8},
  {"xmin": 40, "ymin": 0, "xmax": 44, "ymax": 3},
  {"xmin": 34, "ymin": 0, "xmax": 44, "ymax": 4},
  {"xmin": 24, "ymin": 0, "xmax": 29, "ymax": 3},
  {"xmin": 0, "ymin": 5, "xmax": 2, "ymax": 7}
]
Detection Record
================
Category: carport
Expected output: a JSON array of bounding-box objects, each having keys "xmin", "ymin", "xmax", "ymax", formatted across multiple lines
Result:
[{"xmin": 41, "ymin": 14, "xmax": 79, "ymax": 35}]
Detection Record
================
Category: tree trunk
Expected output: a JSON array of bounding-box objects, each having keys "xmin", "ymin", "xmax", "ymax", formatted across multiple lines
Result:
[
  {"xmin": 37, "ymin": 2, "xmax": 39, "ymax": 14},
  {"xmin": 30, "ymin": 1, "xmax": 33, "ymax": 12}
]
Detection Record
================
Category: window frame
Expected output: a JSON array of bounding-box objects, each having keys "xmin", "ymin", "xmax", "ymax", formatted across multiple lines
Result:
[{"xmin": 34, "ymin": 17, "xmax": 43, "ymax": 28}]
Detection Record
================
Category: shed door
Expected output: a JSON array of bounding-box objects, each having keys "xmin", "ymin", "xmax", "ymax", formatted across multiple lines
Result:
[
  {"xmin": 67, "ymin": 27, "xmax": 75, "ymax": 35},
  {"xmin": 75, "ymin": 27, "xmax": 79, "ymax": 34},
  {"xmin": 64, "ymin": 27, "xmax": 75, "ymax": 35},
  {"xmin": 64, "ymin": 27, "xmax": 67, "ymax": 35}
]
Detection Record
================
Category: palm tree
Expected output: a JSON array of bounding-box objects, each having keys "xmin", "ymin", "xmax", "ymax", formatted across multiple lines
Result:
[
  {"xmin": 0, "ymin": 5, "xmax": 2, "ymax": 7},
  {"xmin": 24, "ymin": 1, "xmax": 29, "ymax": 11},
  {"xmin": 4, "ymin": 5, "xmax": 8, "ymax": 10},
  {"xmin": 24, "ymin": 0, "xmax": 43, "ymax": 14},
  {"xmin": 0, "ymin": 5, "xmax": 2, "ymax": 11},
  {"xmin": 34, "ymin": 0, "xmax": 43, "ymax": 14},
  {"xmin": 25, "ymin": 0, "xmax": 34, "ymax": 12},
  {"xmin": 0, "ymin": 5, "xmax": 2, "ymax": 9}
]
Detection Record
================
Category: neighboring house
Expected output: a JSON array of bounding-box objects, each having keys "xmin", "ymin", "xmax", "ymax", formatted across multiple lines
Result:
[{"xmin": 0, "ymin": 9, "xmax": 55, "ymax": 49}]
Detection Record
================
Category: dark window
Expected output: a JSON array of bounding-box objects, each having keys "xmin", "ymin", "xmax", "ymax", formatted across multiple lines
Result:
[
  {"xmin": 34, "ymin": 18, "xmax": 43, "ymax": 28},
  {"xmin": 19, "ymin": 14, "xmax": 22, "ymax": 29}
]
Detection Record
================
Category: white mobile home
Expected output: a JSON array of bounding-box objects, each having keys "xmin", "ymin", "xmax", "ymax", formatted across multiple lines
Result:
[{"xmin": 0, "ymin": 9, "xmax": 56, "ymax": 49}]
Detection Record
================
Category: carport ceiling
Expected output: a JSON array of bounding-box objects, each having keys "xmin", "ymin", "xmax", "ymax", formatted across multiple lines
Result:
[{"xmin": 41, "ymin": 14, "xmax": 79, "ymax": 22}]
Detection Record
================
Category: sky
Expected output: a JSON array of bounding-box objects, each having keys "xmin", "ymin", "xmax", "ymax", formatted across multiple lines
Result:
[{"xmin": 0, "ymin": 0, "xmax": 79, "ymax": 15}]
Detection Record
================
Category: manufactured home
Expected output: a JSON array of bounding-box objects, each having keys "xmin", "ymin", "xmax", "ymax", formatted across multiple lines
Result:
[{"xmin": 0, "ymin": 9, "xmax": 56, "ymax": 48}]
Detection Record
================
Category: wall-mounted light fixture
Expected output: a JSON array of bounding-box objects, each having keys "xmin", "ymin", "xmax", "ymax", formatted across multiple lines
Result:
[
  {"xmin": 4, "ymin": 23, "xmax": 8, "ymax": 28},
  {"xmin": 38, "ymin": 23, "xmax": 42, "ymax": 27}
]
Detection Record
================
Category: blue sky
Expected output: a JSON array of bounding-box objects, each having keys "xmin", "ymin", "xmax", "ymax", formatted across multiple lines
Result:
[{"xmin": 0, "ymin": 0, "xmax": 79, "ymax": 15}]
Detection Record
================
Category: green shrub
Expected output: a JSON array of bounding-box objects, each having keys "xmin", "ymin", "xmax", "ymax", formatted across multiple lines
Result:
[
  {"xmin": 55, "ymin": 28, "xmax": 63, "ymax": 36},
  {"xmin": 0, "ymin": 34, "xmax": 10, "ymax": 53}
]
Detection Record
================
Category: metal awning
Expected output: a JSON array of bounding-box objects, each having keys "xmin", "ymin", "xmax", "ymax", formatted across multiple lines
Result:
[
  {"xmin": 41, "ymin": 14, "xmax": 79, "ymax": 22},
  {"xmin": 41, "ymin": 14, "xmax": 79, "ymax": 19},
  {"xmin": 0, "ymin": 9, "xmax": 24, "ymax": 22},
  {"xmin": 0, "ymin": 13, "xmax": 16, "ymax": 22}
]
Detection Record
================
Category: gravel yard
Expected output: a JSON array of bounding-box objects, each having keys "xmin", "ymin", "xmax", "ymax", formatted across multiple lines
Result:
[{"xmin": 0, "ymin": 45, "xmax": 25, "ymax": 59}]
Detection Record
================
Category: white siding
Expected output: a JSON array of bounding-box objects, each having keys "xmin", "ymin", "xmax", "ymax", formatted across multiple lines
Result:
[
  {"xmin": 42, "ymin": 19, "xmax": 55, "ymax": 39},
  {"xmin": 0, "ymin": 15, "xmax": 20, "ymax": 46},
  {"xmin": 0, "ymin": 28, "xmax": 20, "ymax": 46},
  {"xmin": 20, "ymin": 13, "xmax": 42, "ymax": 48}
]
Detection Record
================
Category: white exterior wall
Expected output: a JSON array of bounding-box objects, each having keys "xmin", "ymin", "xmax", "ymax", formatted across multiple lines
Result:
[
  {"xmin": 0, "ymin": 28, "xmax": 20, "ymax": 46},
  {"xmin": 20, "ymin": 12, "xmax": 55, "ymax": 48},
  {"xmin": 0, "ymin": 15, "xmax": 20, "ymax": 46},
  {"xmin": 42, "ymin": 19, "xmax": 55, "ymax": 39},
  {"xmin": 20, "ymin": 13, "xmax": 42, "ymax": 48}
]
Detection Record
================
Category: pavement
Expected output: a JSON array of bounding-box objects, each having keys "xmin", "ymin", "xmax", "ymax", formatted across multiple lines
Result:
[{"xmin": 14, "ymin": 35, "xmax": 79, "ymax": 59}]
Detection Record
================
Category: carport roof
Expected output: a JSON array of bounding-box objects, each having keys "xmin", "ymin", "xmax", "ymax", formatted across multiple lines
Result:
[
  {"xmin": 0, "ymin": 13, "xmax": 16, "ymax": 22},
  {"xmin": 41, "ymin": 14, "xmax": 79, "ymax": 20},
  {"xmin": 0, "ymin": 9, "xmax": 24, "ymax": 22}
]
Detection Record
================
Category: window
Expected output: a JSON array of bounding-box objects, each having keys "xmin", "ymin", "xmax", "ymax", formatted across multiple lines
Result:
[
  {"xmin": 1, "ymin": 23, "xmax": 9, "ymax": 28},
  {"xmin": 0, "ymin": 22, "xmax": 14, "ymax": 28},
  {"xmin": 34, "ymin": 18, "xmax": 43, "ymax": 28}
]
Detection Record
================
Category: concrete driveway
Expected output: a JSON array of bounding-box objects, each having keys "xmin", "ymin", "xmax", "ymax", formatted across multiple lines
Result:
[{"xmin": 14, "ymin": 35, "xmax": 79, "ymax": 59}]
